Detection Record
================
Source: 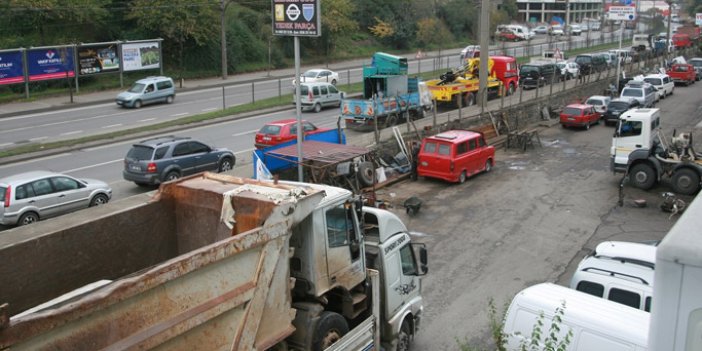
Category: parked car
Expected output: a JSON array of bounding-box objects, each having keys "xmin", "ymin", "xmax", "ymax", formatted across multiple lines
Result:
[
  {"xmin": 556, "ymin": 61, "xmax": 580, "ymax": 80},
  {"xmin": 609, "ymin": 49, "xmax": 634, "ymax": 64},
  {"xmin": 620, "ymin": 81, "xmax": 657, "ymax": 107},
  {"xmin": 643, "ymin": 73, "xmax": 675, "ymax": 99},
  {"xmin": 595, "ymin": 52, "xmax": 616, "ymax": 68},
  {"xmin": 585, "ymin": 95, "xmax": 611, "ymax": 115},
  {"xmin": 122, "ymin": 136, "xmax": 236, "ymax": 186},
  {"xmin": 560, "ymin": 104, "xmax": 600, "ymax": 130},
  {"xmin": 255, "ymin": 119, "xmax": 329, "ymax": 149},
  {"xmin": 115, "ymin": 76, "xmax": 175, "ymax": 109},
  {"xmin": 667, "ymin": 63, "xmax": 697, "ymax": 86},
  {"xmin": 497, "ymin": 30, "xmax": 521, "ymax": 42},
  {"xmin": 460, "ymin": 45, "xmax": 480, "ymax": 61},
  {"xmin": 417, "ymin": 130, "xmax": 495, "ymax": 184},
  {"xmin": 519, "ymin": 61, "xmax": 561, "ymax": 89},
  {"xmin": 549, "ymin": 25, "xmax": 565, "ymax": 36},
  {"xmin": 532, "ymin": 25, "xmax": 549, "ymax": 34},
  {"xmin": 603, "ymin": 98, "xmax": 639, "ymax": 126},
  {"xmin": 689, "ymin": 57, "xmax": 702, "ymax": 80},
  {"xmin": 0, "ymin": 171, "xmax": 112, "ymax": 226},
  {"xmin": 568, "ymin": 24, "xmax": 583, "ymax": 36},
  {"xmin": 574, "ymin": 54, "xmax": 607, "ymax": 75},
  {"xmin": 292, "ymin": 69, "xmax": 339, "ymax": 86},
  {"xmin": 293, "ymin": 82, "xmax": 344, "ymax": 113}
]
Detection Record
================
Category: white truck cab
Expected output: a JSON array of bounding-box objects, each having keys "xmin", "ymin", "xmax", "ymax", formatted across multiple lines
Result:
[{"xmin": 610, "ymin": 108, "xmax": 661, "ymax": 173}]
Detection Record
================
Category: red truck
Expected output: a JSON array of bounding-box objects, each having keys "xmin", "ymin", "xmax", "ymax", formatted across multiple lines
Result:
[
  {"xmin": 667, "ymin": 63, "xmax": 696, "ymax": 86},
  {"xmin": 672, "ymin": 33, "xmax": 693, "ymax": 49},
  {"xmin": 491, "ymin": 56, "xmax": 520, "ymax": 96},
  {"xmin": 675, "ymin": 24, "xmax": 700, "ymax": 43}
]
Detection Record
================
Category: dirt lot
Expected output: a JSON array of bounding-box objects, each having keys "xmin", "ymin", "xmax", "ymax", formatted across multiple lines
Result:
[{"xmin": 377, "ymin": 85, "xmax": 702, "ymax": 350}]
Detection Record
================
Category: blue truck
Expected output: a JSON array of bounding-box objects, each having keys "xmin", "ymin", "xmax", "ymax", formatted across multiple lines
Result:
[{"xmin": 342, "ymin": 52, "xmax": 432, "ymax": 132}]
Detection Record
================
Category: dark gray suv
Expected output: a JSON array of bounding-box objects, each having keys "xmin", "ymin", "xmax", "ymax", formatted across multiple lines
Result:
[{"xmin": 123, "ymin": 136, "xmax": 235, "ymax": 186}]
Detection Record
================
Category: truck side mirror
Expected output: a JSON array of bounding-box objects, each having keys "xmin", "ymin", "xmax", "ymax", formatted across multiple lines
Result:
[{"xmin": 412, "ymin": 243, "xmax": 428, "ymax": 276}]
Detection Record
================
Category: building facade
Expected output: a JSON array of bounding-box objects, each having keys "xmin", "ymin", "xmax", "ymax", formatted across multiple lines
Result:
[{"xmin": 516, "ymin": 0, "xmax": 605, "ymax": 24}]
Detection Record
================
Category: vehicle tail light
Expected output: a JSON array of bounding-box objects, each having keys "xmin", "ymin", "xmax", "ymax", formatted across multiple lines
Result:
[
  {"xmin": 450, "ymin": 161, "xmax": 455, "ymax": 171},
  {"xmin": 4, "ymin": 185, "xmax": 10, "ymax": 207},
  {"xmin": 147, "ymin": 162, "xmax": 157, "ymax": 173},
  {"xmin": 308, "ymin": 89, "xmax": 313, "ymax": 101}
]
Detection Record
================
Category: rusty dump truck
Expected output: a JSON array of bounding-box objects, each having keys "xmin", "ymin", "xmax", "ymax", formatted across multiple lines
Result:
[{"xmin": 0, "ymin": 173, "xmax": 427, "ymax": 351}]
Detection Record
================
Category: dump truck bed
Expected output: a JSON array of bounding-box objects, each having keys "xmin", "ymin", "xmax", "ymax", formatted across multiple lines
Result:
[{"xmin": 0, "ymin": 173, "xmax": 323, "ymax": 351}]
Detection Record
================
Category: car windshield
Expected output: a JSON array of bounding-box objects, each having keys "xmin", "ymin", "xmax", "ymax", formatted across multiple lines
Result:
[
  {"xmin": 128, "ymin": 83, "xmax": 145, "ymax": 93},
  {"xmin": 609, "ymin": 101, "xmax": 630, "ymax": 110},
  {"xmin": 556, "ymin": 63, "xmax": 565, "ymax": 69},
  {"xmin": 622, "ymin": 89, "xmax": 643, "ymax": 97},
  {"xmin": 586, "ymin": 99, "xmax": 603, "ymax": 106},
  {"xmin": 259, "ymin": 124, "xmax": 282, "ymax": 135},
  {"xmin": 303, "ymin": 71, "xmax": 320, "ymax": 78},
  {"xmin": 126, "ymin": 145, "xmax": 155, "ymax": 161},
  {"xmin": 563, "ymin": 107, "xmax": 583, "ymax": 115},
  {"xmin": 644, "ymin": 78, "xmax": 662, "ymax": 85}
]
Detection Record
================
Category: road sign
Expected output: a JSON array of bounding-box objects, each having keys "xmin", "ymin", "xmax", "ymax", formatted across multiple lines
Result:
[
  {"xmin": 696, "ymin": 13, "xmax": 702, "ymax": 26},
  {"xmin": 608, "ymin": 6, "xmax": 636, "ymax": 21},
  {"xmin": 554, "ymin": 48, "xmax": 563, "ymax": 61},
  {"xmin": 624, "ymin": 0, "xmax": 632, "ymax": 5}
]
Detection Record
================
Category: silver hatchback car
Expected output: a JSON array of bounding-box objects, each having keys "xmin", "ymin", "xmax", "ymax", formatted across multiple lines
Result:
[{"xmin": 0, "ymin": 171, "xmax": 112, "ymax": 226}]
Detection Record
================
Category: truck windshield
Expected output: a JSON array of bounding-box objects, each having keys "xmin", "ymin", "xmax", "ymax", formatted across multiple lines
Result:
[{"xmin": 618, "ymin": 120, "xmax": 643, "ymax": 137}]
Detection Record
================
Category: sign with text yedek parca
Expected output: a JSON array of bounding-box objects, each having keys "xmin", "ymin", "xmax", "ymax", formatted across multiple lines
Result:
[
  {"xmin": 27, "ymin": 47, "xmax": 75, "ymax": 82},
  {"xmin": 696, "ymin": 13, "xmax": 702, "ymax": 26},
  {"xmin": 272, "ymin": 0, "xmax": 321, "ymax": 37},
  {"xmin": 121, "ymin": 41, "xmax": 161, "ymax": 72},
  {"xmin": 608, "ymin": 6, "xmax": 636, "ymax": 21},
  {"xmin": 0, "ymin": 50, "xmax": 25, "ymax": 85}
]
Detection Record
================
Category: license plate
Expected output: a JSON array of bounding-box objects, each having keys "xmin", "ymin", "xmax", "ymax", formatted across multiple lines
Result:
[
  {"xmin": 130, "ymin": 165, "xmax": 141, "ymax": 172},
  {"xmin": 568, "ymin": 117, "xmax": 575, "ymax": 121},
  {"xmin": 263, "ymin": 136, "xmax": 271, "ymax": 141}
]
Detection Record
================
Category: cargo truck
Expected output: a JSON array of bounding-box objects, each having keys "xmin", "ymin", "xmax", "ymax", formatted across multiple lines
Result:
[
  {"xmin": 425, "ymin": 58, "xmax": 503, "ymax": 109},
  {"xmin": 0, "ymin": 173, "xmax": 427, "ymax": 351}
]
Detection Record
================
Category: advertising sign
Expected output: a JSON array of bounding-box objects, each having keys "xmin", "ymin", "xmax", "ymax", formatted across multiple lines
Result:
[
  {"xmin": 121, "ymin": 41, "xmax": 161, "ymax": 72},
  {"xmin": 272, "ymin": 0, "xmax": 321, "ymax": 37},
  {"xmin": 27, "ymin": 48, "xmax": 75, "ymax": 82},
  {"xmin": 696, "ymin": 13, "xmax": 702, "ymax": 26},
  {"xmin": 608, "ymin": 6, "xmax": 636, "ymax": 21},
  {"xmin": 0, "ymin": 51, "xmax": 25, "ymax": 85},
  {"xmin": 77, "ymin": 44, "xmax": 120, "ymax": 75}
]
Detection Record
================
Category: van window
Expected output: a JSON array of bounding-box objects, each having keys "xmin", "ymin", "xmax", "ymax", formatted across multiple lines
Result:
[
  {"xmin": 51, "ymin": 177, "xmax": 81, "ymax": 192},
  {"xmin": 145, "ymin": 84, "xmax": 155, "ymax": 93},
  {"xmin": 438, "ymin": 144, "xmax": 451, "ymax": 156},
  {"xmin": 156, "ymin": 80, "xmax": 173, "ymax": 89},
  {"xmin": 645, "ymin": 296, "xmax": 652, "ymax": 312},
  {"xmin": 300, "ymin": 85, "xmax": 309, "ymax": 95},
  {"xmin": 329, "ymin": 85, "xmax": 338, "ymax": 94},
  {"xmin": 608, "ymin": 288, "xmax": 641, "ymax": 309},
  {"xmin": 622, "ymin": 89, "xmax": 643, "ymax": 97},
  {"xmin": 313, "ymin": 86, "xmax": 320, "ymax": 96},
  {"xmin": 320, "ymin": 86, "xmax": 328, "ymax": 95},
  {"xmin": 31, "ymin": 179, "xmax": 54, "ymax": 196},
  {"xmin": 424, "ymin": 142, "xmax": 437, "ymax": 153},
  {"xmin": 468, "ymin": 139, "xmax": 477, "ymax": 151},
  {"xmin": 576, "ymin": 281, "xmax": 604, "ymax": 297},
  {"xmin": 479, "ymin": 137, "xmax": 486, "ymax": 147},
  {"xmin": 14, "ymin": 184, "xmax": 35, "ymax": 200},
  {"xmin": 456, "ymin": 142, "xmax": 468, "ymax": 155},
  {"xmin": 644, "ymin": 78, "xmax": 662, "ymax": 86}
]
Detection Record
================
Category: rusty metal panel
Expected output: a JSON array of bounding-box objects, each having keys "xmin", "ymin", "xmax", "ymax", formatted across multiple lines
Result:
[{"xmin": 265, "ymin": 141, "xmax": 370, "ymax": 164}]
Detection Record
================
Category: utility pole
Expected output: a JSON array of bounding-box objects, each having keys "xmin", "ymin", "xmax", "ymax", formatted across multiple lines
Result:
[
  {"xmin": 220, "ymin": 0, "xmax": 231, "ymax": 80},
  {"xmin": 479, "ymin": 0, "xmax": 490, "ymax": 114},
  {"xmin": 600, "ymin": 0, "xmax": 605, "ymax": 42},
  {"xmin": 666, "ymin": 0, "xmax": 673, "ymax": 61}
]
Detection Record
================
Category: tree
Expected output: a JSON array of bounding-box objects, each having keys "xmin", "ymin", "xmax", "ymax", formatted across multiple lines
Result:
[
  {"xmin": 319, "ymin": 0, "xmax": 358, "ymax": 55},
  {"xmin": 416, "ymin": 18, "xmax": 454, "ymax": 49}
]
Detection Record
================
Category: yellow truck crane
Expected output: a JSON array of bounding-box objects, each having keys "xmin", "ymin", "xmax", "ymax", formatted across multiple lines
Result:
[{"xmin": 425, "ymin": 58, "xmax": 503, "ymax": 108}]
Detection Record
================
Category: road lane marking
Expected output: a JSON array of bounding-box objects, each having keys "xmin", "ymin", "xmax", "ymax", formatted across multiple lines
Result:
[
  {"xmin": 171, "ymin": 112, "xmax": 189, "ymax": 117},
  {"xmin": 62, "ymin": 158, "xmax": 123, "ymax": 173},
  {"xmin": 30, "ymin": 136, "xmax": 47, "ymax": 141},
  {"xmin": 138, "ymin": 118, "xmax": 157, "ymax": 122},
  {"xmin": 233, "ymin": 129, "xmax": 258, "ymax": 137},
  {"xmin": 0, "ymin": 142, "xmax": 13, "ymax": 148},
  {"xmin": 0, "ymin": 153, "xmax": 73, "ymax": 169},
  {"xmin": 102, "ymin": 124, "xmax": 123, "ymax": 129},
  {"xmin": 61, "ymin": 130, "xmax": 83, "ymax": 136},
  {"xmin": 202, "ymin": 107, "xmax": 218, "ymax": 112}
]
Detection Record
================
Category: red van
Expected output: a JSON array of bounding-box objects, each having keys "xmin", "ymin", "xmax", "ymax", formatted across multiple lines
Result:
[
  {"xmin": 491, "ymin": 56, "xmax": 520, "ymax": 95},
  {"xmin": 417, "ymin": 130, "xmax": 495, "ymax": 184},
  {"xmin": 560, "ymin": 104, "xmax": 600, "ymax": 130}
]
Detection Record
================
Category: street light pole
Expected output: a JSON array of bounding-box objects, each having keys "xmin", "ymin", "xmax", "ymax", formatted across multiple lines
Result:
[
  {"xmin": 220, "ymin": 0, "xmax": 230, "ymax": 80},
  {"xmin": 666, "ymin": 0, "xmax": 673, "ymax": 61}
]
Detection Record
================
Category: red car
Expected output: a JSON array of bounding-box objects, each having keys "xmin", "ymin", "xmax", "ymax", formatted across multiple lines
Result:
[
  {"xmin": 254, "ymin": 119, "xmax": 329, "ymax": 149},
  {"xmin": 417, "ymin": 130, "xmax": 495, "ymax": 184},
  {"xmin": 667, "ymin": 63, "xmax": 696, "ymax": 86},
  {"xmin": 560, "ymin": 104, "xmax": 600, "ymax": 130}
]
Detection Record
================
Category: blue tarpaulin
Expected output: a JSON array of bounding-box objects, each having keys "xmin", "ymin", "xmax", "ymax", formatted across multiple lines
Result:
[{"xmin": 550, "ymin": 16, "xmax": 564, "ymax": 25}]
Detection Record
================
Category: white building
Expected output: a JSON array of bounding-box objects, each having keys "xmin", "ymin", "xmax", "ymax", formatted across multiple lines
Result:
[{"xmin": 516, "ymin": 0, "xmax": 604, "ymax": 24}]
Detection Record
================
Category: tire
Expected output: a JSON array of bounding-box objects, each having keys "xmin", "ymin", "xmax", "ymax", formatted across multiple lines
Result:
[
  {"xmin": 485, "ymin": 159, "xmax": 493, "ymax": 173},
  {"xmin": 331, "ymin": 79, "xmax": 337, "ymax": 85},
  {"xmin": 629, "ymin": 163, "xmax": 657, "ymax": 190},
  {"xmin": 312, "ymin": 312, "xmax": 349, "ymax": 351},
  {"xmin": 672, "ymin": 168, "xmax": 701, "ymax": 195},
  {"xmin": 166, "ymin": 95, "xmax": 174, "ymax": 104},
  {"xmin": 89, "ymin": 194, "xmax": 109, "ymax": 207},
  {"xmin": 164, "ymin": 171, "xmax": 181, "ymax": 182},
  {"xmin": 133, "ymin": 100, "xmax": 142, "ymax": 109},
  {"xmin": 464, "ymin": 92, "xmax": 475, "ymax": 106},
  {"xmin": 507, "ymin": 83, "xmax": 515, "ymax": 96},
  {"xmin": 18, "ymin": 212, "xmax": 39, "ymax": 226},
  {"xmin": 458, "ymin": 171, "xmax": 467, "ymax": 184},
  {"xmin": 313, "ymin": 103, "xmax": 322, "ymax": 113},
  {"xmin": 357, "ymin": 162, "xmax": 375, "ymax": 187},
  {"xmin": 396, "ymin": 320, "xmax": 412, "ymax": 351},
  {"xmin": 585, "ymin": 122, "xmax": 590, "ymax": 130},
  {"xmin": 218, "ymin": 157, "xmax": 234, "ymax": 172},
  {"xmin": 385, "ymin": 114, "xmax": 398, "ymax": 128}
]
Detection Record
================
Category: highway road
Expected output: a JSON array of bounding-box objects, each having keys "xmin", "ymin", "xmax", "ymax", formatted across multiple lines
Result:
[{"xmin": 0, "ymin": 31, "xmax": 628, "ymax": 150}]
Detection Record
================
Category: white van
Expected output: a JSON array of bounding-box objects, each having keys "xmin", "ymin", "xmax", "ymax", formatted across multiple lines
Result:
[
  {"xmin": 570, "ymin": 241, "xmax": 656, "ymax": 311},
  {"xmin": 498, "ymin": 25, "xmax": 533, "ymax": 40},
  {"xmin": 503, "ymin": 283, "xmax": 649, "ymax": 351},
  {"xmin": 632, "ymin": 34, "xmax": 650, "ymax": 51}
]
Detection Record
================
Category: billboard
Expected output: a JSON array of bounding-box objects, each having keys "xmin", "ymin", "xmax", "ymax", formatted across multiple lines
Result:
[
  {"xmin": 27, "ymin": 48, "xmax": 75, "ymax": 82},
  {"xmin": 272, "ymin": 0, "xmax": 321, "ymax": 37},
  {"xmin": 0, "ymin": 51, "xmax": 25, "ymax": 85},
  {"xmin": 77, "ymin": 44, "xmax": 120, "ymax": 75},
  {"xmin": 121, "ymin": 41, "xmax": 161, "ymax": 72}
]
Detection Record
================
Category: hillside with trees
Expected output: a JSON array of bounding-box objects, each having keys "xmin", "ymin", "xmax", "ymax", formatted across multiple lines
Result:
[{"xmin": 0, "ymin": 0, "xmax": 517, "ymax": 78}]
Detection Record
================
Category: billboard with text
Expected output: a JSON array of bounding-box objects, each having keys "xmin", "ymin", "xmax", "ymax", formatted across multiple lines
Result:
[
  {"xmin": 27, "ymin": 48, "xmax": 75, "ymax": 82},
  {"xmin": 78, "ymin": 44, "xmax": 120, "ymax": 75},
  {"xmin": 272, "ymin": 0, "xmax": 321, "ymax": 37},
  {"xmin": 121, "ymin": 41, "xmax": 161, "ymax": 72},
  {"xmin": 0, "ymin": 51, "xmax": 24, "ymax": 85}
]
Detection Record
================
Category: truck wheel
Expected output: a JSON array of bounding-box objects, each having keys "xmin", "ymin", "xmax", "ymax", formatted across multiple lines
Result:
[
  {"xmin": 385, "ymin": 114, "xmax": 398, "ymax": 128},
  {"xmin": 358, "ymin": 162, "xmax": 375, "ymax": 187},
  {"xmin": 629, "ymin": 163, "xmax": 656, "ymax": 190},
  {"xmin": 396, "ymin": 320, "xmax": 412, "ymax": 351},
  {"xmin": 507, "ymin": 82, "xmax": 515, "ymax": 96},
  {"xmin": 672, "ymin": 168, "xmax": 701, "ymax": 195},
  {"xmin": 312, "ymin": 312, "xmax": 348, "ymax": 351},
  {"xmin": 458, "ymin": 171, "xmax": 467, "ymax": 184},
  {"xmin": 485, "ymin": 159, "xmax": 493, "ymax": 173},
  {"xmin": 464, "ymin": 93, "xmax": 475, "ymax": 106}
]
